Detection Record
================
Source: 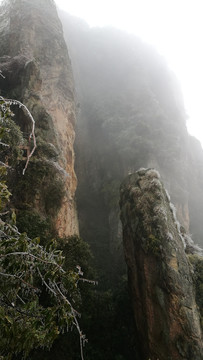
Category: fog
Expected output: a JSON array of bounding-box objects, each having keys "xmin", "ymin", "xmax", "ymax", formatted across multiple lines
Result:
[
  {"xmin": 0, "ymin": 0, "xmax": 202, "ymax": 145},
  {"xmin": 55, "ymin": 0, "xmax": 203, "ymax": 146}
]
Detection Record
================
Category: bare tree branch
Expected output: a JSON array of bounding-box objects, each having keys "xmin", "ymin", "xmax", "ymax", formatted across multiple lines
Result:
[
  {"xmin": 0, "ymin": 96, "xmax": 36, "ymax": 174},
  {"xmin": 0, "ymin": 70, "xmax": 5, "ymax": 79}
]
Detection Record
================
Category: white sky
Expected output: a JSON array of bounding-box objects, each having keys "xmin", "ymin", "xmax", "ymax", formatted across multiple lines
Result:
[{"xmin": 55, "ymin": 0, "xmax": 203, "ymax": 146}]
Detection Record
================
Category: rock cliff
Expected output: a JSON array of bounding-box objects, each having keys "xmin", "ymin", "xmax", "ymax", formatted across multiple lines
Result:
[
  {"xmin": 0, "ymin": 0, "xmax": 78, "ymax": 236},
  {"xmin": 0, "ymin": 4, "xmax": 202, "ymax": 358},
  {"xmin": 120, "ymin": 168, "xmax": 203, "ymax": 360},
  {"xmin": 59, "ymin": 11, "xmax": 203, "ymax": 283}
]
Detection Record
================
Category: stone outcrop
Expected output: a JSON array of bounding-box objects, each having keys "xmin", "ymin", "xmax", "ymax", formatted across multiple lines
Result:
[
  {"xmin": 120, "ymin": 168, "xmax": 203, "ymax": 360},
  {"xmin": 0, "ymin": 0, "xmax": 78, "ymax": 236}
]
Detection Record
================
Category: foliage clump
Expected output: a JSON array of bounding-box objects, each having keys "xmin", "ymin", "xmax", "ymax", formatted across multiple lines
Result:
[
  {"xmin": 0, "ymin": 231, "xmax": 84, "ymax": 359},
  {"xmin": 142, "ymin": 234, "xmax": 162, "ymax": 257},
  {"xmin": 16, "ymin": 210, "xmax": 52, "ymax": 244},
  {"xmin": 0, "ymin": 98, "xmax": 23, "ymax": 166},
  {"xmin": 0, "ymin": 97, "xmax": 88, "ymax": 360}
]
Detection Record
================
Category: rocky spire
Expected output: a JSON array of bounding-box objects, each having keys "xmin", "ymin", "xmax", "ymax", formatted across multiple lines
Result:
[{"xmin": 120, "ymin": 168, "xmax": 203, "ymax": 360}]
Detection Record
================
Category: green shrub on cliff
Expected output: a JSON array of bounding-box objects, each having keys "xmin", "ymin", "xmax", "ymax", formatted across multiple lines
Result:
[
  {"xmin": 0, "ymin": 229, "xmax": 86, "ymax": 359},
  {"xmin": 0, "ymin": 97, "xmax": 88, "ymax": 360}
]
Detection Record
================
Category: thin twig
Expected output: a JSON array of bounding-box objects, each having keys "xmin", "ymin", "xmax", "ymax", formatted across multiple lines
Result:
[
  {"xmin": 0, "ymin": 211, "xmax": 9, "ymax": 216},
  {"xmin": 0, "ymin": 160, "xmax": 10, "ymax": 168},
  {"xmin": 54, "ymin": 281, "xmax": 86, "ymax": 360},
  {"xmin": 0, "ymin": 141, "xmax": 9, "ymax": 147},
  {"xmin": 0, "ymin": 251, "xmax": 65, "ymax": 272},
  {"xmin": 0, "ymin": 70, "xmax": 5, "ymax": 79},
  {"xmin": 0, "ymin": 96, "xmax": 36, "ymax": 174},
  {"xmin": 37, "ymin": 267, "xmax": 57, "ymax": 297},
  {"xmin": 0, "ymin": 296, "xmax": 42, "ymax": 319},
  {"xmin": 0, "ymin": 271, "xmax": 40, "ymax": 291}
]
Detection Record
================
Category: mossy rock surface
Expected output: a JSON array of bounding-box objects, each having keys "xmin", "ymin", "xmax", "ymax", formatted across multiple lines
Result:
[{"xmin": 120, "ymin": 168, "xmax": 203, "ymax": 360}]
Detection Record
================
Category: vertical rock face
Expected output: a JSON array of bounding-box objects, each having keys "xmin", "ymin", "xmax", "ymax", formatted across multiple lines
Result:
[
  {"xmin": 59, "ymin": 11, "xmax": 203, "ymax": 276},
  {"xmin": 0, "ymin": 0, "xmax": 78, "ymax": 236},
  {"xmin": 120, "ymin": 169, "xmax": 203, "ymax": 360}
]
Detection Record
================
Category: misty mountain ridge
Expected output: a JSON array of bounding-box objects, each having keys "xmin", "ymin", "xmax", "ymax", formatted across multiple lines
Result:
[
  {"xmin": 59, "ymin": 9, "xmax": 203, "ymax": 248},
  {"xmin": 0, "ymin": 1, "xmax": 202, "ymax": 359}
]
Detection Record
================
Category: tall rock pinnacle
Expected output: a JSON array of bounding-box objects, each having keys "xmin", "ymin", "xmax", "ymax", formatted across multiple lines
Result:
[{"xmin": 120, "ymin": 168, "xmax": 203, "ymax": 360}]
